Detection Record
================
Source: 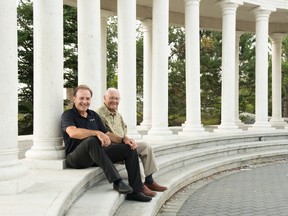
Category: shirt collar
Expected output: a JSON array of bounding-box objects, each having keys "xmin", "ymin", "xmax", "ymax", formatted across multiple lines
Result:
[
  {"xmin": 103, "ymin": 103, "xmax": 117, "ymax": 116},
  {"xmin": 72, "ymin": 105, "xmax": 92, "ymax": 117}
]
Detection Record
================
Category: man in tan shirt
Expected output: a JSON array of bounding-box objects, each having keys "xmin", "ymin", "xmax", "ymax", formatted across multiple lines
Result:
[{"xmin": 97, "ymin": 88, "xmax": 167, "ymax": 197}]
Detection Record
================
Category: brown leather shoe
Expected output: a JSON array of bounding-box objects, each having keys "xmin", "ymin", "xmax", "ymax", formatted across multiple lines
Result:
[
  {"xmin": 144, "ymin": 182, "xmax": 168, "ymax": 192},
  {"xmin": 142, "ymin": 184, "xmax": 157, "ymax": 197}
]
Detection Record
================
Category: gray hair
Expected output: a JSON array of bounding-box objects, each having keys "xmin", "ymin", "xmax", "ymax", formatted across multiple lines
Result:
[{"xmin": 104, "ymin": 87, "xmax": 120, "ymax": 97}]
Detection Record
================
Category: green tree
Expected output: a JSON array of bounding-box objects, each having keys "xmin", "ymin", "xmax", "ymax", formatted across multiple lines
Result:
[
  {"xmin": 238, "ymin": 33, "xmax": 256, "ymax": 115},
  {"xmin": 200, "ymin": 30, "xmax": 222, "ymax": 125},
  {"xmin": 281, "ymin": 36, "xmax": 288, "ymax": 117},
  {"xmin": 63, "ymin": 5, "xmax": 78, "ymax": 89},
  {"xmin": 168, "ymin": 26, "xmax": 186, "ymax": 125},
  {"xmin": 18, "ymin": 0, "xmax": 33, "ymax": 135},
  {"xmin": 106, "ymin": 17, "xmax": 118, "ymax": 88}
]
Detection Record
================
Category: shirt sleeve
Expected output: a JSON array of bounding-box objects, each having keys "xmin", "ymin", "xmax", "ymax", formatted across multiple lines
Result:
[
  {"xmin": 61, "ymin": 110, "xmax": 75, "ymax": 133},
  {"xmin": 120, "ymin": 115, "xmax": 128, "ymax": 135},
  {"xmin": 94, "ymin": 112, "xmax": 108, "ymax": 134}
]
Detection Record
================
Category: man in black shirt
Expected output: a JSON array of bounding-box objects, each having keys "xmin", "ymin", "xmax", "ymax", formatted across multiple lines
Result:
[{"xmin": 61, "ymin": 84, "xmax": 151, "ymax": 202}]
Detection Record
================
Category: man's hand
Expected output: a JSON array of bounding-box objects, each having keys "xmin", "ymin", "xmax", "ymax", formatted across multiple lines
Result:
[
  {"xmin": 96, "ymin": 131, "xmax": 111, "ymax": 147},
  {"xmin": 123, "ymin": 137, "xmax": 138, "ymax": 150}
]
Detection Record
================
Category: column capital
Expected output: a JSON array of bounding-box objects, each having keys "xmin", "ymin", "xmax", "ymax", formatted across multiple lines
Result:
[
  {"xmin": 270, "ymin": 33, "xmax": 285, "ymax": 42},
  {"xmin": 251, "ymin": 6, "xmax": 275, "ymax": 18},
  {"xmin": 216, "ymin": 0, "xmax": 243, "ymax": 9},
  {"xmin": 184, "ymin": 0, "xmax": 200, "ymax": 6},
  {"xmin": 141, "ymin": 19, "xmax": 152, "ymax": 28}
]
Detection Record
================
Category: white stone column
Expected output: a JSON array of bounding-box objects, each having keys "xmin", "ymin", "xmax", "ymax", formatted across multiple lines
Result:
[
  {"xmin": 235, "ymin": 31, "xmax": 244, "ymax": 127},
  {"xmin": 0, "ymin": 0, "xmax": 34, "ymax": 194},
  {"xmin": 140, "ymin": 20, "xmax": 153, "ymax": 130},
  {"xmin": 269, "ymin": 33, "xmax": 287, "ymax": 128},
  {"xmin": 145, "ymin": 0, "xmax": 174, "ymax": 140},
  {"xmin": 25, "ymin": 0, "xmax": 65, "ymax": 169},
  {"xmin": 215, "ymin": 0, "xmax": 242, "ymax": 133},
  {"xmin": 179, "ymin": 0, "xmax": 207, "ymax": 136},
  {"xmin": 250, "ymin": 7, "xmax": 275, "ymax": 131},
  {"xmin": 78, "ymin": 0, "xmax": 101, "ymax": 109},
  {"xmin": 117, "ymin": 0, "xmax": 141, "ymax": 139}
]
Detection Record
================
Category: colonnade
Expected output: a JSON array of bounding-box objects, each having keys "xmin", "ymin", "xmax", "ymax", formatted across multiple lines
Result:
[
  {"xmin": 0, "ymin": 0, "xmax": 34, "ymax": 194},
  {"xmin": 0, "ymin": 0, "xmax": 287, "ymax": 194}
]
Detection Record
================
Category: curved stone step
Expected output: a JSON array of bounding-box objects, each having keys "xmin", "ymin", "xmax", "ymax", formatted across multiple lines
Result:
[
  {"xmin": 114, "ymin": 149, "xmax": 288, "ymax": 216},
  {"xmin": 66, "ymin": 137, "xmax": 288, "ymax": 216}
]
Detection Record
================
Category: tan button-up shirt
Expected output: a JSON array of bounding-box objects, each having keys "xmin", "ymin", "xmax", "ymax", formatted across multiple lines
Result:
[{"xmin": 96, "ymin": 104, "xmax": 127, "ymax": 137}]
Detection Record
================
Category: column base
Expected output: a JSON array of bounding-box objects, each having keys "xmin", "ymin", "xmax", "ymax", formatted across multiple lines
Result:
[
  {"xmin": 0, "ymin": 161, "xmax": 35, "ymax": 194},
  {"xmin": 25, "ymin": 137, "xmax": 66, "ymax": 161},
  {"xmin": 178, "ymin": 124, "xmax": 210, "ymax": 137},
  {"xmin": 143, "ymin": 134, "xmax": 178, "ymax": 141},
  {"xmin": 143, "ymin": 127, "xmax": 176, "ymax": 141},
  {"xmin": 269, "ymin": 118, "xmax": 287, "ymax": 129},
  {"xmin": 139, "ymin": 121, "xmax": 152, "ymax": 130},
  {"xmin": 22, "ymin": 158, "xmax": 66, "ymax": 170},
  {"xmin": 214, "ymin": 123, "xmax": 242, "ymax": 133},
  {"xmin": 248, "ymin": 121, "xmax": 276, "ymax": 131},
  {"xmin": 235, "ymin": 119, "xmax": 245, "ymax": 127}
]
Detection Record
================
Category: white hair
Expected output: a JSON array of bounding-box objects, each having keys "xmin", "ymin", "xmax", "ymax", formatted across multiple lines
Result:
[{"xmin": 104, "ymin": 87, "xmax": 120, "ymax": 97}]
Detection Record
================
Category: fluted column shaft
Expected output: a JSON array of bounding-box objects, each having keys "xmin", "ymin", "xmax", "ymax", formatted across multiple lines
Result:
[
  {"xmin": 216, "ymin": 1, "xmax": 241, "ymax": 132},
  {"xmin": 251, "ymin": 8, "xmax": 274, "ymax": 130},
  {"xmin": 179, "ymin": 0, "xmax": 207, "ymax": 136},
  {"xmin": 25, "ymin": 0, "xmax": 65, "ymax": 167},
  {"xmin": 270, "ymin": 33, "xmax": 286, "ymax": 127},
  {"xmin": 235, "ymin": 31, "xmax": 244, "ymax": 126},
  {"xmin": 140, "ymin": 20, "xmax": 153, "ymax": 129},
  {"xmin": 117, "ymin": 0, "xmax": 140, "ymax": 138},
  {"xmin": 78, "ymin": 0, "xmax": 101, "ymax": 109},
  {"xmin": 147, "ymin": 0, "xmax": 172, "ymax": 137},
  {"xmin": 0, "ymin": 0, "xmax": 34, "ymax": 194}
]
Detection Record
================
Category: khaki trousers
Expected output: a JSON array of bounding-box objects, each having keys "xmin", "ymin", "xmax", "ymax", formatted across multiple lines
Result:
[{"xmin": 137, "ymin": 141, "xmax": 159, "ymax": 179}]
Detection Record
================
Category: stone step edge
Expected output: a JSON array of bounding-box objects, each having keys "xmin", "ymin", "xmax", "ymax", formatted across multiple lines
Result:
[
  {"xmin": 115, "ymin": 149, "xmax": 288, "ymax": 216},
  {"xmin": 66, "ymin": 149, "xmax": 288, "ymax": 216}
]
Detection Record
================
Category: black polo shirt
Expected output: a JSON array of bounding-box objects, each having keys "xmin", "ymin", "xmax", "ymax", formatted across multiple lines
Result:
[{"xmin": 61, "ymin": 106, "xmax": 108, "ymax": 155}]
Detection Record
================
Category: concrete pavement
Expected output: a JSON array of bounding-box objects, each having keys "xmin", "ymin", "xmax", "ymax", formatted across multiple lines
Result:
[{"xmin": 159, "ymin": 161, "xmax": 288, "ymax": 216}]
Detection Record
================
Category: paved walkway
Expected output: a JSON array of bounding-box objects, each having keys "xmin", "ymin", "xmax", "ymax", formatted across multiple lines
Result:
[{"xmin": 158, "ymin": 161, "xmax": 288, "ymax": 216}]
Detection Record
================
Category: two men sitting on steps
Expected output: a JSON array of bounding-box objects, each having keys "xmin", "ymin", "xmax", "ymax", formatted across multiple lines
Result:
[{"xmin": 61, "ymin": 85, "xmax": 166, "ymax": 202}]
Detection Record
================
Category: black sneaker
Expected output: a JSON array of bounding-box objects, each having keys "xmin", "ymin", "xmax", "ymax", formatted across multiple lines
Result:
[
  {"xmin": 113, "ymin": 181, "xmax": 133, "ymax": 194},
  {"xmin": 126, "ymin": 192, "xmax": 152, "ymax": 202}
]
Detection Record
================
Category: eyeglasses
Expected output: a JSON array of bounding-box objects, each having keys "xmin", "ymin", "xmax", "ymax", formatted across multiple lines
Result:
[{"xmin": 108, "ymin": 96, "xmax": 120, "ymax": 101}]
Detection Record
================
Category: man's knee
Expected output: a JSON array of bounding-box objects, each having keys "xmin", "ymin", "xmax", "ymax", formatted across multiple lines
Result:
[
  {"xmin": 137, "ymin": 142, "xmax": 152, "ymax": 155},
  {"xmin": 119, "ymin": 143, "xmax": 138, "ymax": 157},
  {"xmin": 84, "ymin": 137, "xmax": 101, "ymax": 150}
]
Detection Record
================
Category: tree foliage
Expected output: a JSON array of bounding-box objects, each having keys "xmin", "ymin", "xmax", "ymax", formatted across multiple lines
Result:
[
  {"xmin": 63, "ymin": 5, "xmax": 78, "ymax": 88},
  {"xmin": 168, "ymin": 26, "xmax": 186, "ymax": 125},
  {"xmin": 281, "ymin": 36, "xmax": 288, "ymax": 117},
  {"xmin": 238, "ymin": 33, "xmax": 256, "ymax": 114},
  {"xmin": 106, "ymin": 17, "xmax": 118, "ymax": 88},
  {"xmin": 200, "ymin": 30, "xmax": 222, "ymax": 124},
  {"xmin": 18, "ymin": 0, "xmax": 33, "ymax": 135}
]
